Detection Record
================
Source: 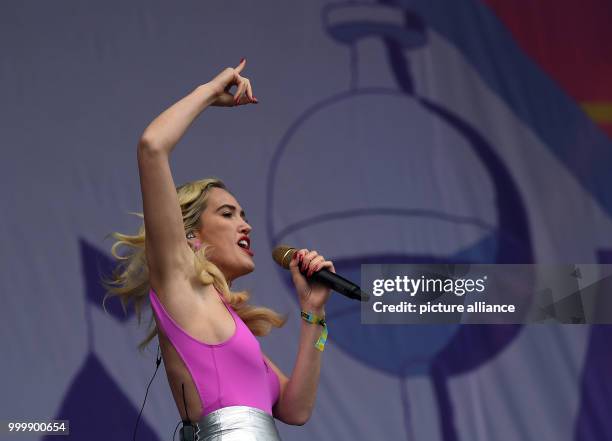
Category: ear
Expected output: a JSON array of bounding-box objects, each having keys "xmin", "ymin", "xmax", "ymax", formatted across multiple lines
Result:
[{"xmin": 186, "ymin": 232, "xmax": 202, "ymax": 251}]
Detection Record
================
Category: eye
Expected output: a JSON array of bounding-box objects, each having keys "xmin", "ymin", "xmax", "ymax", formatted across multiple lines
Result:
[{"xmin": 222, "ymin": 212, "xmax": 232, "ymax": 218}]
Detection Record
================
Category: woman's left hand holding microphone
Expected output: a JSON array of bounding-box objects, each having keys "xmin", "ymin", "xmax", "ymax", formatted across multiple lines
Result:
[{"xmin": 289, "ymin": 249, "xmax": 335, "ymax": 314}]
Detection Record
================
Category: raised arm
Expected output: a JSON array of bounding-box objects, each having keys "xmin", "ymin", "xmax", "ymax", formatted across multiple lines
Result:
[{"xmin": 137, "ymin": 59, "xmax": 257, "ymax": 284}]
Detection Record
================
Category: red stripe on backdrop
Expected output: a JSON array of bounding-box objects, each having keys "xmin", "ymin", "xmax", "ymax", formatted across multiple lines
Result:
[{"xmin": 482, "ymin": 0, "xmax": 612, "ymax": 137}]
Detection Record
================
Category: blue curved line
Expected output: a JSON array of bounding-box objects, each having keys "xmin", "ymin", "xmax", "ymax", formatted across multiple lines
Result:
[
  {"xmin": 272, "ymin": 207, "xmax": 496, "ymax": 245},
  {"xmin": 393, "ymin": 0, "xmax": 612, "ymax": 216},
  {"xmin": 266, "ymin": 88, "xmax": 407, "ymax": 246}
]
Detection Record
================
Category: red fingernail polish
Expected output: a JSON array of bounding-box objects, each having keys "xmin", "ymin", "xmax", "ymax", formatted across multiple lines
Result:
[{"xmin": 240, "ymin": 58, "xmax": 245, "ymax": 63}]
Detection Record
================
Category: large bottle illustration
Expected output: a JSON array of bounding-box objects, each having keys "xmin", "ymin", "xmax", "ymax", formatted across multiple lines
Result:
[{"xmin": 266, "ymin": 3, "xmax": 532, "ymax": 440}]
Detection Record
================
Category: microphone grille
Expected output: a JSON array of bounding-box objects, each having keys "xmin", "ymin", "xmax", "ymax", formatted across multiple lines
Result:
[{"xmin": 272, "ymin": 245, "xmax": 296, "ymax": 269}]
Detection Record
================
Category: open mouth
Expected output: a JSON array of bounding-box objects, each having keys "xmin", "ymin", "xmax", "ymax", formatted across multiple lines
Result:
[{"xmin": 237, "ymin": 237, "xmax": 254, "ymax": 256}]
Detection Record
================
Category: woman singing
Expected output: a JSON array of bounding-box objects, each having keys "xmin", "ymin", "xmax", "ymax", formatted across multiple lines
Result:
[{"xmin": 104, "ymin": 59, "xmax": 333, "ymax": 440}]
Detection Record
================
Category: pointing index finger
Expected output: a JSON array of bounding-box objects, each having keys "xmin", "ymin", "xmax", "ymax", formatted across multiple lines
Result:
[{"xmin": 235, "ymin": 58, "xmax": 247, "ymax": 74}]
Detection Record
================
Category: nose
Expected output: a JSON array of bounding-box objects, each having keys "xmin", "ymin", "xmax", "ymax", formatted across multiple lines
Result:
[{"xmin": 239, "ymin": 219, "xmax": 252, "ymax": 235}]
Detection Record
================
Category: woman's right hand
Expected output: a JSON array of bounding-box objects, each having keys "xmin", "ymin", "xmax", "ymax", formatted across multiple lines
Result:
[{"xmin": 206, "ymin": 58, "xmax": 258, "ymax": 107}]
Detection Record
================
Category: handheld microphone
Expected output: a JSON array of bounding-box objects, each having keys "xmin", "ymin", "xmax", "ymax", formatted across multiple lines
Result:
[{"xmin": 272, "ymin": 245, "xmax": 369, "ymax": 302}]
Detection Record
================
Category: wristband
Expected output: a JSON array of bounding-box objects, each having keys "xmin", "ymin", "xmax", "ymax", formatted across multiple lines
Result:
[{"xmin": 300, "ymin": 310, "xmax": 328, "ymax": 351}]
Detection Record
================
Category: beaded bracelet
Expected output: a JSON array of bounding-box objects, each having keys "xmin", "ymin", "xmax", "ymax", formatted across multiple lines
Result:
[{"xmin": 300, "ymin": 311, "xmax": 328, "ymax": 351}]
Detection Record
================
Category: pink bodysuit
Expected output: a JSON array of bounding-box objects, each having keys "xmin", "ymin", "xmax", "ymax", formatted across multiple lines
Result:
[{"xmin": 149, "ymin": 288, "xmax": 280, "ymax": 418}]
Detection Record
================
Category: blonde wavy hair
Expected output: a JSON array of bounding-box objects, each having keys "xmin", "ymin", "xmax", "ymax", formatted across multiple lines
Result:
[{"xmin": 102, "ymin": 177, "xmax": 287, "ymax": 351}]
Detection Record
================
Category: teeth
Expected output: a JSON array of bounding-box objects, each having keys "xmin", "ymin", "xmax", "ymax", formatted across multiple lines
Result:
[{"xmin": 238, "ymin": 240, "xmax": 249, "ymax": 249}]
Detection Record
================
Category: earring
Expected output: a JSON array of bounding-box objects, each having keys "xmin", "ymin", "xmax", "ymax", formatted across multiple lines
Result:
[{"xmin": 186, "ymin": 232, "xmax": 195, "ymax": 239}]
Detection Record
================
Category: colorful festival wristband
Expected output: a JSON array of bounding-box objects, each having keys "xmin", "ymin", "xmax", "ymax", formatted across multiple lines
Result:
[{"xmin": 300, "ymin": 310, "xmax": 328, "ymax": 351}]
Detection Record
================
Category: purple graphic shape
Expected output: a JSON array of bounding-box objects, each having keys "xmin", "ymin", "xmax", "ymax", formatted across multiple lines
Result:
[
  {"xmin": 573, "ymin": 252, "xmax": 612, "ymax": 440},
  {"xmin": 43, "ymin": 353, "xmax": 160, "ymax": 441},
  {"xmin": 574, "ymin": 325, "xmax": 612, "ymax": 441}
]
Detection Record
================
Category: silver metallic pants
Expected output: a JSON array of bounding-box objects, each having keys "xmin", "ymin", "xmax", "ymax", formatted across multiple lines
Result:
[{"xmin": 181, "ymin": 406, "xmax": 282, "ymax": 441}]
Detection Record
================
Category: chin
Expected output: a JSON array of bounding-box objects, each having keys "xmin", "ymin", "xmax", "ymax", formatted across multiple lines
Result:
[
  {"xmin": 240, "ymin": 262, "xmax": 256, "ymax": 276},
  {"xmin": 227, "ymin": 262, "xmax": 255, "ymax": 281}
]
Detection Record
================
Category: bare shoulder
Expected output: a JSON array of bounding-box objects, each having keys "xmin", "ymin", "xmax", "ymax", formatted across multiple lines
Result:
[
  {"xmin": 147, "ymin": 242, "xmax": 197, "ymax": 289},
  {"xmin": 149, "ymin": 253, "xmax": 209, "ymax": 312}
]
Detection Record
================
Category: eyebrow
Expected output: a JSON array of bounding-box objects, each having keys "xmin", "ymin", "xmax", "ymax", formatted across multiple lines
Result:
[{"xmin": 216, "ymin": 204, "xmax": 247, "ymax": 219}]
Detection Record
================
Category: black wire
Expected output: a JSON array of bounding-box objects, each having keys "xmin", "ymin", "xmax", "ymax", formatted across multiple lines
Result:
[
  {"xmin": 179, "ymin": 383, "xmax": 194, "ymax": 441},
  {"xmin": 182, "ymin": 383, "xmax": 191, "ymax": 422},
  {"xmin": 132, "ymin": 344, "xmax": 162, "ymax": 441},
  {"xmin": 172, "ymin": 420, "xmax": 182, "ymax": 441}
]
